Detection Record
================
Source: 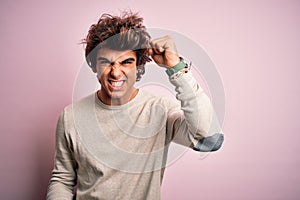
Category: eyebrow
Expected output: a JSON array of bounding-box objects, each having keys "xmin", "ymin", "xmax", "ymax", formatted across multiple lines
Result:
[
  {"xmin": 97, "ymin": 57, "xmax": 136, "ymax": 63},
  {"xmin": 97, "ymin": 57, "xmax": 110, "ymax": 62}
]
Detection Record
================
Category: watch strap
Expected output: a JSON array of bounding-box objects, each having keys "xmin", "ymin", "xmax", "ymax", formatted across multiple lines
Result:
[{"xmin": 165, "ymin": 57, "xmax": 187, "ymax": 76}]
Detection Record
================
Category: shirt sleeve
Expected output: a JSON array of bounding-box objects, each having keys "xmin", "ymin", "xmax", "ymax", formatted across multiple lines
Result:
[
  {"xmin": 166, "ymin": 71, "xmax": 224, "ymax": 151},
  {"xmin": 46, "ymin": 111, "xmax": 77, "ymax": 200}
]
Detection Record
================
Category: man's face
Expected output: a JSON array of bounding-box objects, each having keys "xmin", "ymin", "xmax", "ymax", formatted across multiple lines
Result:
[{"xmin": 95, "ymin": 48, "xmax": 138, "ymax": 105}]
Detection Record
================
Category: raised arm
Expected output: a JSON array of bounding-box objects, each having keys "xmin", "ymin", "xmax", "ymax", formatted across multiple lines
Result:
[{"xmin": 149, "ymin": 35, "xmax": 224, "ymax": 152}]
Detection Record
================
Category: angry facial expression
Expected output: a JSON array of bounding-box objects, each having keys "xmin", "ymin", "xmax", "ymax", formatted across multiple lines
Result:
[{"xmin": 94, "ymin": 48, "xmax": 138, "ymax": 105}]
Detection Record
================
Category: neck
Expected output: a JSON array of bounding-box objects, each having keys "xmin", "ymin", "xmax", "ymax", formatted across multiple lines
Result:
[{"xmin": 97, "ymin": 89, "xmax": 138, "ymax": 106}]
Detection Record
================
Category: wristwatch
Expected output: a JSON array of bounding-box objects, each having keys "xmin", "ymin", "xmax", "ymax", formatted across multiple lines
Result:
[{"xmin": 165, "ymin": 57, "xmax": 189, "ymax": 76}]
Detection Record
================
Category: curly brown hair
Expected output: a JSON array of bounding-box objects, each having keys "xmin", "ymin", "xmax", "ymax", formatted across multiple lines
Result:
[{"xmin": 83, "ymin": 11, "xmax": 152, "ymax": 81}]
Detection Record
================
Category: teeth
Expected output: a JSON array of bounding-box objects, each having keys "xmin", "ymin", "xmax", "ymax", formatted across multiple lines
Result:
[{"xmin": 111, "ymin": 81, "xmax": 124, "ymax": 87}]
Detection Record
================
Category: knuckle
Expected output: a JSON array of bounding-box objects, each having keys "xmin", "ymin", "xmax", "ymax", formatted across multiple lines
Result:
[{"xmin": 165, "ymin": 35, "xmax": 172, "ymax": 40}]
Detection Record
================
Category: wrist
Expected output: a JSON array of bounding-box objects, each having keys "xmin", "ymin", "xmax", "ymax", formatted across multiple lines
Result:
[
  {"xmin": 167, "ymin": 57, "xmax": 181, "ymax": 68},
  {"xmin": 165, "ymin": 57, "xmax": 188, "ymax": 76}
]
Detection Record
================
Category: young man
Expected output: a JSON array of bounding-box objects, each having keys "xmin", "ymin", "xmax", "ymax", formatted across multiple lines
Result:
[{"xmin": 47, "ymin": 12, "xmax": 224, "ymax": 200}]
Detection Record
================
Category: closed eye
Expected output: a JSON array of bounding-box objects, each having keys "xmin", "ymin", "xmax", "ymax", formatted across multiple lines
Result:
[
  {"xmin": 97, "ymin": 57, "xmax": 111, "ymax": 65},
  {"xmin": 121, "ymin": 58, "xmax": 135, "ymax": 65}
]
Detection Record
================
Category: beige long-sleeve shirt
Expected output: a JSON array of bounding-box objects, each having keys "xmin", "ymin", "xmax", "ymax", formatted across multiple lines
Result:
[{"xmin": 47, "ymin": 71, "xmax": 224, "ymax": 200}]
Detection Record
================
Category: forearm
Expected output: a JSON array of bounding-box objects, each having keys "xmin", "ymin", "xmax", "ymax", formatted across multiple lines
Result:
[
  {"xmin": 47, "ymin": 180, "xmax": 75, "ymax": 200},
  {"xmin": 47, "ymin": 160, "xmax": 77, "ymax": 199},
  {"xmin": 170, "ymin": 71, "xmax": 212, "ymax": 134},
  {"xmin": 169, "ymin": 70, "xmax": 223, "ymax": 149}
]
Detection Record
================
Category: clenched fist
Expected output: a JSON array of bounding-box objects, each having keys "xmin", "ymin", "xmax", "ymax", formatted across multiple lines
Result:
[{"xmin": 148, "ymin": 35, "xmax": 181, "ymax": 68}]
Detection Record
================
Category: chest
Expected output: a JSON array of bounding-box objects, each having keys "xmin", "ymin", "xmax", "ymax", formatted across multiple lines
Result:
[{"xmin": 69, "ymin": 102, "xmax": 169, "ymax": 174}]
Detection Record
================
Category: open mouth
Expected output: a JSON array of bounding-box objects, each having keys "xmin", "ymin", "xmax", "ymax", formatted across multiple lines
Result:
[{"xmin": 109, "ymin": 80, "xmax": 125, "ymax": 89}]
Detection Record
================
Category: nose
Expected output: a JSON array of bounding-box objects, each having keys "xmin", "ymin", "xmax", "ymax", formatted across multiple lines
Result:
[{"xmin": 110, "ymin": 63, "xmax": 123, "ymax": 79}]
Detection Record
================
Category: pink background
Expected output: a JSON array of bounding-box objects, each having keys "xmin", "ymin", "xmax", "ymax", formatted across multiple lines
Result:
[{"xmin": 1, "ymin": 0, "xmax": 300, "ymax": 199}]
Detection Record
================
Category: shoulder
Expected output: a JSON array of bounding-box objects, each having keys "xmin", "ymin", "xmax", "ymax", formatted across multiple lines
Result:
[
  {"xmin": 59, "ymin": 93, "xmax": 95, "ymax": 127},
  {"xmin": 63, "ymin": 93, "xmax": 95, "ymax": 113}
]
